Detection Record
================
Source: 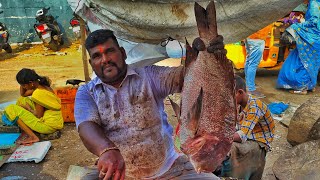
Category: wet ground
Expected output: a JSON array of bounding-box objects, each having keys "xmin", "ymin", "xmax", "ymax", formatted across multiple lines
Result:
[{"xmin": 0, "ymin": 43, "xmax": 319, "ymax": 179}]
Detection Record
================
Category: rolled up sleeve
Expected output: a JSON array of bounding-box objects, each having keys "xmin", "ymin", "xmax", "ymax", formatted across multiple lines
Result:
[
  {"xmin": 145, "ymin": 65, "xmax": 184, "ymax": 99},
  {"xmin": 74, "ymin": 85, "xmax": 100, "ymax": 129}
]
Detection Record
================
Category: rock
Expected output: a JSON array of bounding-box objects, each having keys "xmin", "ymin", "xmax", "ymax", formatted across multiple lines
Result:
[
  {"xmin": 287, "ymin": 97, "xmax": 320, "ymax": 146},
  {"xmin": 273, "ymin": 140, "xmax": 320, "ymax": 180},
  {"xmin": 278, "ymin": 103, "xmax": 299, "ymax": 128}
]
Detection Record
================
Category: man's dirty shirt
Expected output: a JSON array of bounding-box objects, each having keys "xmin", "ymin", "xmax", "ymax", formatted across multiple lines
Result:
[{"xmin": 74, "ymin": 65, "xmax": 184, "ymax": 179}]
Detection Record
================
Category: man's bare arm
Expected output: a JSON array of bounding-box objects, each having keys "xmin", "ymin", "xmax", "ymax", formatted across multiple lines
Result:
[
  {"xmin": 78, "ymin": 121, "xmax": 125, "ymax": 180},
  {"xmin": 78, "ymin": 121, "xmax": 116, "ymax": 156}
]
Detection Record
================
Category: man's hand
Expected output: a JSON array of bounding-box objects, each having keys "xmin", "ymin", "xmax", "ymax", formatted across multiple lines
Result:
[
  {"xmin": 98, "ymin": 149, "xmax": 125, "ymax": 180},
  {"xmin": 192, "ymin": 35, "xmax": 227, "ymax": 56},
  {"xmin": 207, "ymin": 35, "xmax": 227, "ymax": 56}
]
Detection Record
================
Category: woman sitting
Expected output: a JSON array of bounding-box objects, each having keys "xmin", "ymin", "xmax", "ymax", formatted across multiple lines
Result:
[
  {"xmin": 1, "ymin": 68, "xmax": 64, "ymax": 145},
  {"xmin": 277, "ymin": 0, "xmax": 320, "ymax": 94}
]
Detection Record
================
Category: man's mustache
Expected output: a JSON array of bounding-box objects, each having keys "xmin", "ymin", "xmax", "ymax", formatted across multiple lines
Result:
[
  {"xmin": 101, "ymin": 61, "xmax": 117, "ymax": 70},
  {"xmin": 100, "ymin": 61, "xmax": 121, "ymax": 77}
]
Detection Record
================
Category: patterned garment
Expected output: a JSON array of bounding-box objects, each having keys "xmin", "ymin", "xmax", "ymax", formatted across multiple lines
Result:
[
  {"xmin": 75, "ymin": 65, "xmax": 184, "ymax": 179},
  {"xmin": 277, "ymin": 0, "xmax": 320, "ymax": 91},
  {"xmin": 236, "ymin": 95, "xmax": 275, "ymax": 149}
]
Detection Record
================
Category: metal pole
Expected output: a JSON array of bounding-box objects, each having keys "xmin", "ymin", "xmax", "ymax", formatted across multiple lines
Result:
[{"xmin": 79, "ymin": 16, "xmax": 90, "ymax": 82}]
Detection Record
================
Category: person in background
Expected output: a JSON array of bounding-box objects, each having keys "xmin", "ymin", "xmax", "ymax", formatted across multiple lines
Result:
[
  {"xmin": 277, "ymin": 0, "xmax": 320, "ymax": 94},
  {"xmin": 220, "ymin": 75, "xmax": 275, "ymax": 180},
  {"xmin": 243, "ymin": 38, "xmax": 266, "ymax": 98},
  {"xmin": 1, "ymin": 68, "xmax": 64, "ymax": 145},
  {"xmin": 74, "ymin": 29, "xmax": 225, "ymax": 180}
]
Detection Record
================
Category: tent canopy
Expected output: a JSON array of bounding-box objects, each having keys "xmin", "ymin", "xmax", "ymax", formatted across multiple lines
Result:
[
  {"xmin": 68, "ymin": 0, "xmax": 301, "ymax": 44},
  {"xmin": 67, "ymin": 0, "xmax": 302, "ymax": 66}
]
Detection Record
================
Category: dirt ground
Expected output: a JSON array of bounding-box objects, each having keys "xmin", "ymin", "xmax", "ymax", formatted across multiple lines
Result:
[{"xmin": 0, "ymin": 43, "xmax": 319, "ymax": 179}]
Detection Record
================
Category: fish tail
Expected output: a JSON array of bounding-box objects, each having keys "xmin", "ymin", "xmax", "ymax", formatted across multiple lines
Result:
[{"xmin": 194, "ymin": 1, "xmax": 217, "ymax": 39}]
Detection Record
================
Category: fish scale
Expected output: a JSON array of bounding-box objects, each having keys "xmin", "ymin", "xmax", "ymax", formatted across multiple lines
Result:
[{"xmin": 179, "ymin": 1, "xmax": 236, "ymax": 173}]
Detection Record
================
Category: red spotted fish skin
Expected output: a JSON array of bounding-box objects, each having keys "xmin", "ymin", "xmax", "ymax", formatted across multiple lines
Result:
[{"xmin": 179, "ymin": 1, "xmax": 236, "ymax": 173}]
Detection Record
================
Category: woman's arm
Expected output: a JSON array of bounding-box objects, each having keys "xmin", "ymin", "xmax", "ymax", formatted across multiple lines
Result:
[
  {"xmin": 21, "ymin": 102, "xmax": 45, "ymax": 118},
  {"xmin": 34, "ymin": 103, "xmax": 45, "ymax": 118}
]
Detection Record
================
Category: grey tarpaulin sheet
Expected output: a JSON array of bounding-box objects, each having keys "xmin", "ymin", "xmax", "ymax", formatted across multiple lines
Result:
[
  {"xmin": 67, "ymin": 0, "xmax": 301, "ymax": 44},
  {"xmin": 67, "ymin": 0, "xmax": 301, "ymax": 66}
]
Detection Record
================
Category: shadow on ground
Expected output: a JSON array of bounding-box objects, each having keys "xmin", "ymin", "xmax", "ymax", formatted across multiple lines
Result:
[
  {"xmin": 0, "ymin": 90, "xmax": 20, "ymax": 104},
  {"xmin": 0, "ymin": 44, "xmax": 33, "ymax": 61},
  {"xmin": 0, "ymin": 162, "xmax": 58, "ymax": 180}
]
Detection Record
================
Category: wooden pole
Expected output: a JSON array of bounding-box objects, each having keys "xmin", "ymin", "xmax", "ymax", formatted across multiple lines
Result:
[{"xmin": 79, "ymin": 16, "xmax": 90, "ymax": 82}]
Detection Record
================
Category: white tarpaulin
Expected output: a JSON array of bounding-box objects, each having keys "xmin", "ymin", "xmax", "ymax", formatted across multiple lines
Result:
[
  {"xmin": 68, "ymin": 0, "xmax": 301, "ymax": 44},
  {"xmin": 67, "ymin": 0, "xmax": 302, "ymax": 66}
]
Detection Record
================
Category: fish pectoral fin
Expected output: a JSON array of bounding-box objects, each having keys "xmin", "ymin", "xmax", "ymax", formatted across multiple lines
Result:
[
  {"xmin": 168, "ymin": 97, "xmax": 181, "ymax": 123},
  {"xmin": 186, "ymin": 88, "xmax": 203, "ymax": 136},
  {"xmin": 194, "ymin": 1, "xmax": 217, "ymax": 39}
]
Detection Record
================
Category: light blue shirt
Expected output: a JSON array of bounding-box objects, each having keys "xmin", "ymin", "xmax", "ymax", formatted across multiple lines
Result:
[{"xmin": 74, "ymin": 65, "xmax": 184, "ymax": 179}]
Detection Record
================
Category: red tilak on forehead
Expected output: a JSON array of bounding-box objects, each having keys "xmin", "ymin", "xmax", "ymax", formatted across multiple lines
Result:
[{"xmin": 98, "ymin": 45, "xmax": 103, "ymax": 53}]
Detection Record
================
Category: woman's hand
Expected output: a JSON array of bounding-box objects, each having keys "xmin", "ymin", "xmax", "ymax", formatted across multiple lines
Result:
[
  {"xmin": 98, "ymin": 149, "xmax": 125, "ymax": 180},
  {"xmin": 20, "ymin": 103, "xmax": 37, "ymax": 116},
  {"xmin": 20, "ymin": 103, "xmax": 32, "ymax": 111},
  {"xmin": 20, "ymin": 85, "xmax": 34, "ymax": 97}
]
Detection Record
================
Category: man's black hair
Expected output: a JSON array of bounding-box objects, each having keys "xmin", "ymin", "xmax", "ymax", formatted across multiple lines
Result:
[
  {"xmin": 85, "ymin": 29, "xmax": 119, "ymax": 51},
  {"xmin": 235, "ymin": 74, "xmax": 246, "ymax": 92}
]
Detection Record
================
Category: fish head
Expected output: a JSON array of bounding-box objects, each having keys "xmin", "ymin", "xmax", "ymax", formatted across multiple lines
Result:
[{"xmin": 180, "ymin": 133, "xmax": 222, "ymax": 173}]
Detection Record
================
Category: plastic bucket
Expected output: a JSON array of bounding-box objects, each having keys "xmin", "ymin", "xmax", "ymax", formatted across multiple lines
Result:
[{"xmin": 54, "ymin": 87, "xmax": 77, "ymax": 123}]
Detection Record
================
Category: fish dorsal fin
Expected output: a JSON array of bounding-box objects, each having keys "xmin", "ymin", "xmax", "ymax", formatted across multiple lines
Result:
[
  {"xmin": 184, "ymin": 38, "xmax": 198, "ymax": 72},
  {"xmin": 168, "ymin": 97, "xmax": 181, "ymax": 124},
  {"xmin": 186, "ymin": 88, "xmax": 203, "ymax": 136},
  {"xmin": 194, "ymin": 1, "xmax": 218, "ymax": 39}
]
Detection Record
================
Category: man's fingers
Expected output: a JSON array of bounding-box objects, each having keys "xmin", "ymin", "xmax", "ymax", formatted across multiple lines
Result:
[
  {"xmin": 110, "ymin": 161, "xmax": 125, "ymax": 180},
  {"xmin": 113, "ymin": 160, "xmax": 125, "ymax": 180},
  {"xmin": 99, "ymin": 170, "xmax": 107, "ymax": 179},
  {"xmin": 207, "ymin": 44, "xmax": 225, "ymax": 53},
  {"xmin": 120, "ymin": 166, "xmax": 126, "ymax": 180},
  {"xmin": 192, "ymin": 37, "xmax": 205, "ymax": 51},
  {"xmin": 104, "ymin": 166, "xmax": 115, "ymax": 180},
  {"xmin": 113, "ymin": 170, "xmax": 121, "ymax": 180},
  {"xmin": 209, "ymin": 35, "xmax": 224, "ymax": 45},
  {"xmin": 207, "ymin": 48, "xmax": 227, "ymax": 55}
]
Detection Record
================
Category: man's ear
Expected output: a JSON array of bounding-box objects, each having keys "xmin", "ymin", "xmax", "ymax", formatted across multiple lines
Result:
[
  {"xmin": 120, "ymin": 47, "xmax": 127, "ymax": 60},
  {"xmin": 238, "ymin": 89, "xmax": 245, "ymax": 95}
]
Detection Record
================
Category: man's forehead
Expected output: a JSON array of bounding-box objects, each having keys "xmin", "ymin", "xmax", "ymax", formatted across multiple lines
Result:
[
  {"xmin": 90, "ymin": 39, "xmax": 117, "ymax": 53},
  {"xmin": 98, "ymin": 45, "xmax": 104, "ymax": 53}
]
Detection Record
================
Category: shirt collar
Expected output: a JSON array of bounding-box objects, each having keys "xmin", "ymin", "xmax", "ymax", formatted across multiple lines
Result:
[
  {"xmin": 92, "ymin": 65, "xmax": 141, "ymax": 88},
  {"xmin": 242, "ymin": 95, "xmax": 253, "ymax": 112}
]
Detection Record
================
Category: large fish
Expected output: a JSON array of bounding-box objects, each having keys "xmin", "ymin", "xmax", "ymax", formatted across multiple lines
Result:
[{"xmin": 175, "ymin": 1, "xmax": 237, "ymax": 173}]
